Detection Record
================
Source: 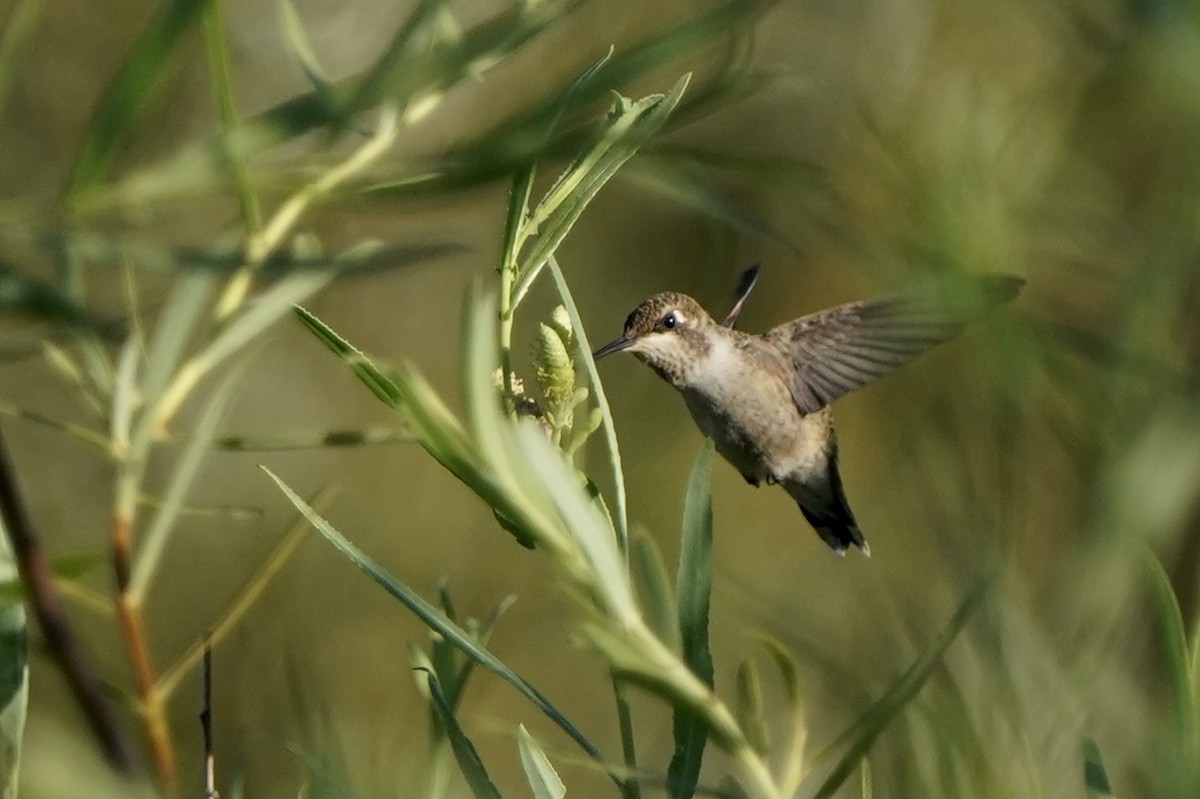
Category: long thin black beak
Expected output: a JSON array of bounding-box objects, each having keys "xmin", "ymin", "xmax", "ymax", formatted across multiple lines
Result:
[{"xmin": 592, "ymin": 336, "xmax": 634, "ymax": 360}]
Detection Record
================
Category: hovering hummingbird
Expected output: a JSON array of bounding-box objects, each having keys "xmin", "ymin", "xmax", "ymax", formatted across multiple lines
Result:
[{"xmin": 593, "ymin": 269, "xmax": 1024, "ymax": 555}]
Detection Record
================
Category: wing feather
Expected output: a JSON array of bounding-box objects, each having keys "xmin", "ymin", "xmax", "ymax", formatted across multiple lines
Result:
[{"xmin": 765, "ymin": 274, "xmax": 1023, "ymax": 413}]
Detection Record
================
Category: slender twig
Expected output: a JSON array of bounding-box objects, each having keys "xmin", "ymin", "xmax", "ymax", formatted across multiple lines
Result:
[{"xmin": 0, "ymin": 426, "xmax": 138, "ymax": 771}]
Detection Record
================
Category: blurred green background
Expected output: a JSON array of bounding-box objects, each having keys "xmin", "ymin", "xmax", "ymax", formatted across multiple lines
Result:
[{"xmin": 1, "ymin": 0, "xmax": 1199, "ymax": 797}]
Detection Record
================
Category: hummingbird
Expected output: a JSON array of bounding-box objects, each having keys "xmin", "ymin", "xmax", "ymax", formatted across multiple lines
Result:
[{"xmin": 593, "ymin": 269, "xmax": 1024, "ymax": 555}]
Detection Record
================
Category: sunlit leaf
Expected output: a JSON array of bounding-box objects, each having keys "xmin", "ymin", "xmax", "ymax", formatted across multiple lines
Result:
[{"xmin": 519, "ymin": 724, "xmax": 566, "ymax": 799}]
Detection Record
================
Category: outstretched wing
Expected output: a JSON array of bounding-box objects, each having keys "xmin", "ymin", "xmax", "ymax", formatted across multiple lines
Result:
[{"xmin": 765, "ymin": 274, "xmax": 1023, "ymax": 414}]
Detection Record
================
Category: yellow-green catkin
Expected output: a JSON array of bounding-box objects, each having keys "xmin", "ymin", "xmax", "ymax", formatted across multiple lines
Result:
[{"xmin": 535, "ymin": 306, "xmax": 575, "ymax": 411}]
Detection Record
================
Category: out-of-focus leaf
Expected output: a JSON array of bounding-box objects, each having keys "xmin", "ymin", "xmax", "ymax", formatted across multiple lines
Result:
[
  {"xmin": 518, "ymin": 724, "xmax": 566, "ymax": 799},
  {"xmin": 100, "ymin": 1, "xmax": 579, "ymax": 207},
  {"xmin": 361, "ymin": 0, "xmax": 765, "ymax": 197},
  {"xmin": 0, "ymin": 526, "xmax": 28, "ymax": 797},
  {"xmin": 0, "ymin": 0, "xmax": 47, "ymax": 113},
  {"xmin": 810, "ymin": 576, "xmax": 989, "ymax": 799},
  {"xmin": 262, "ymin": 468, "xmax": 600, "ymax": 762},
  {"xmin": 1141, "ymin": 548, "xmax": 1197, "ymax": 792},
  {"xmin": 421, "ymin": 669, "xmax": 502, "ymax": 799},
  {"xmin": 1083, "ymin": 738, "xmax": 1115, "ymax": 798},
  {"xmin": 735, "ymin": 660, "xmax": 767, "ymax": 754},
  {"xmin": 668, "ymin": 440, "xmax": 716, "ymax": 799},
  {"xmin": 64, "ymin": 0, "xmax": 210, "ymax": 200},
  {"xmin": 279, "ymin": 0, "xmax": 335, "ymax": 103},
  {"xmin": 631, "ymin": 531, "xmax": 679, "ymax": 654},
  {"xmin": 0, "ymin": 553, "xmax": 106, "ymax": 604},
  {"xmin": 0, "ymin": 263, "xmax": 124, "ymax": 339}
]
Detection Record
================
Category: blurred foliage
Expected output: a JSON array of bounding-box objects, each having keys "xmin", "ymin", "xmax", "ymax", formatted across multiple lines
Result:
[{"xmin": 0, "ymin": 0, "xmax": 1198, "ymax": 798}]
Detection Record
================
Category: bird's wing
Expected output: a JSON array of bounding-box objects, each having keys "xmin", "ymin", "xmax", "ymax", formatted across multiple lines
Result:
[{"xmin": 764, "ymin": 274, "xmax": 1023, "ymax": 414}]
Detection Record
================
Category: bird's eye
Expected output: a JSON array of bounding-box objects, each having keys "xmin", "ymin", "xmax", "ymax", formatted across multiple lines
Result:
[{"xmin": 662, "ymin": 312, "xmax": 677, "ymax": 330}]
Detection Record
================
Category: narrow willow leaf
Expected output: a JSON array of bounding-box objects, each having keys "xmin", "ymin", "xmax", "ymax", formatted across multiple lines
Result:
[
  {"xmin": 513, "ymin": 423, "xmax": 637, "ymax": 624},
  {"xmin": 262, "ymin": 468, "xmax": 601, "ymax": 761},
  {"xmin": 0, "ymin": 0, "xmax": 46, "ymax": 113},
  {"xmin": 0, "ymin": 262, "xmax": 123, "ymax": 338},
  {"xmin": 668, "ymin": 440, "xmax": 716, "ymax": 799},
  {"xmin": 293, "ymin": 305, "xmax": 403, "ymax": 406},
  {"xmin": 64, "ymin": 0, "xmax": 210, "ymax": 200},
  {"xmin": 631, "ymin": 531, "xmax": 680, "ymax": 654},
  {"xmin": 518, "ymin": 724, "xmax": 566, "ymax": 799},
  {"xmin": 547, "ymin": 257, "xmax": 628, "ymax": 557},
  {"xmin": 735, "ymin": 660, "xmax": 767, "ymax": 754},
  {"xmin": 0, "ymin": 524, "xmax": 27, "ymax": 797},
  {"xmin": 1083, "ymin": 738, "xmax": 1115, "ymax": 798},
  {"xmin": 513, "ymin": 73, "xmax": 691, "ymax": 306},
  {"xmin": 100, "ymin": 1, "xmax": 577, "ymax": 207},
  {"xmin": 1140, "ymin": 549, "xmax": 1197, "ymax": 787},
  {"xmin": 421, "ymin": 670, "xmax": 503, "ymax": 799},
  {"xmin": 810, "ymin": 577, "xmax": 989, "ymax": 799},
  {"xmin": 279, "ymin": 0, "xmax": 335, "ymax": 101}
]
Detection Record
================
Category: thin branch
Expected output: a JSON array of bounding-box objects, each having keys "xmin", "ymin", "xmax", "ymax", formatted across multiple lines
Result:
[{"xmin": 0, "ymin": 425, "xmax": 138, "ymax": 771}]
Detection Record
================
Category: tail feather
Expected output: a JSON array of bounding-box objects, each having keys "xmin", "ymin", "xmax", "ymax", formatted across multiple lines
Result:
[{"xmin": 788, "ymin": 446, "xmax": 869, "ymax": 556}]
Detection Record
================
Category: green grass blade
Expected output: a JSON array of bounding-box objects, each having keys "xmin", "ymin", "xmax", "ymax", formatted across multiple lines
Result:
[
  {"xmin": 518, "ymin": 724, "xmax": 566, "ymax": 799},
  {"xmin": 1083, "ymin": 738, "xmax": 1115, "ymax": 798},
  {"xmin": 421, "ymin": 669, "xmax": 504, "ymax": 799},
  {"xmin": 810, "ymin": 577, "xmax": 989, "ymax": 799},
  {"xmin": 668, "ymin": 439, "xmax": 716, "ymax": 799},
  {"xmin": 262, "ymin": 467, "xmax": 602, "ymax": 762},
  {"xmin": 64, "ymin": 0, "xmax": 210, "ymax": 201}
]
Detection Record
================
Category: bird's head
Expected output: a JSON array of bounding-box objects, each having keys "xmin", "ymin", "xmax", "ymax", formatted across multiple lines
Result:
[{"xmin": 593, "ymin": 292, "xmax": 715, "ymax": 386}]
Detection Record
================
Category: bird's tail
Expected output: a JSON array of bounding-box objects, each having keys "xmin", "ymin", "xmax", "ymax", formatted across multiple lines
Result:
[{"xmin": 787, "ymin": 453, "xmax": 869, "ymax": 556}]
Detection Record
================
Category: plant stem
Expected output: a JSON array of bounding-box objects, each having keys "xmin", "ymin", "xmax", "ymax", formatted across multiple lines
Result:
[
  {"xmin": 497, "ymin": 167, "xmax": 535, "ymax": 412},
  {"xmin": 0, "ymin": 427, "xmax": 137, "ymax": 771},
  {"xmin": 111, "ymin": 510, "xmax": 176, "ymax": 793}
]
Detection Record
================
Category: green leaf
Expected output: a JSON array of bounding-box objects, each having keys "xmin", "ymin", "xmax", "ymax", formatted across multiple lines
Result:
[
  {"xmin": 518, "ymin": 724, "xmax": 566, "ymax": 799},
  {"xmin": 262, "ymin": 468, "xmax": 601, "ymax": 762},
  {"xmin": 279, "ymin": 0, "xmax": 335, "ymax": 102},
  {"xmin": 64, "ymin": 0, "xmax": 210, "ymax": 200},
  {"xmin": 631, "ymin": 531, "xmax": 679, "ymax": 655},
  {"xmin": 547, "ymin": 257, "xmax": 628, "ymax": 558},
  {"xmin": 0, "ymin": 527, "xmax": 28, "ymax": 798},
  {"xmin": 512, "ymin": 73, "xmax": 691, "ymax": 307},
  {"xmin": 667, "ymin": 439, "xmax": 716, "ymax": 799},
  {"xmin": 810, "ymin": 576, "xmax": 989, "ymax": 799},
  {"xmin": 735, "ymin": 660, "xmax": 767, "ymax": 754},
  {"xmin": 1083, "ymin": 738, "xmax": 1115, "ymax": 798},
  {"xmin": 421, "ymin": 669, "xmax": 503, "ymax": 799},
  {"xmin": 1141, "ymin": 548, "xmax": 1197, "ymax": 790},
  {"xmin": 293, "ymin": 305, "xmax": 403, "ymax": 407}
]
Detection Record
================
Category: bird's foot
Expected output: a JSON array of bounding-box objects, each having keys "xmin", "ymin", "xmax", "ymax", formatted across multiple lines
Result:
[{"xmin": 742, "ymin": 474, "xmax": 760, "ymax": 488}]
